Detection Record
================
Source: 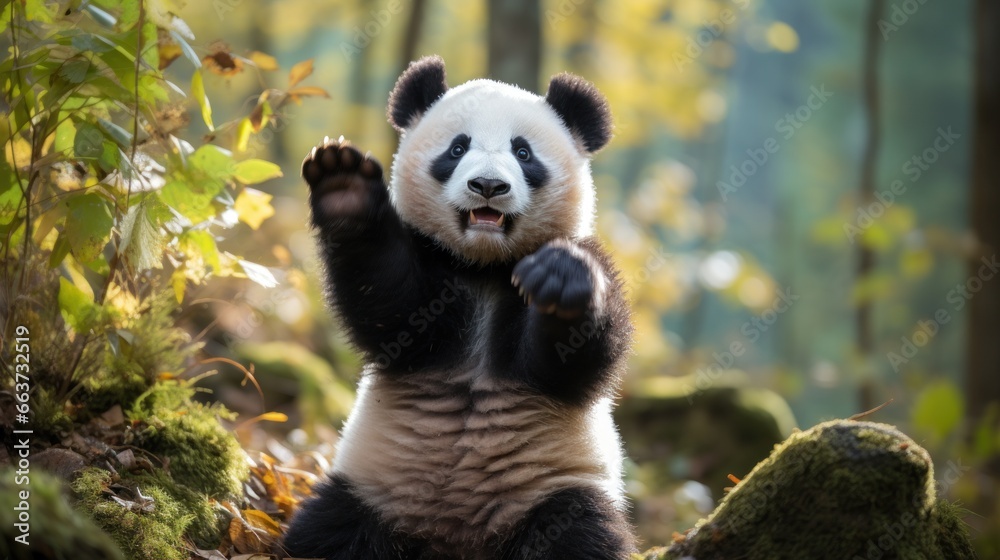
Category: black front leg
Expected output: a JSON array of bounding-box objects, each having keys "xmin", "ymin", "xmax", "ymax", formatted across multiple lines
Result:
[
  {"xmin": 508, "ymin": 238, "xmax": 632, "ymax": 404},
  {"xmin": 303, "ymin": 138, "xmax": 452, "ymax": 369}
]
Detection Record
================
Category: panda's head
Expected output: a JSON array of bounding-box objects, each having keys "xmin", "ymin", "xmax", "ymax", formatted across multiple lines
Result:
[{"xmin": 387, "ymin": 56, "xmax": 612, "ymax": 265}]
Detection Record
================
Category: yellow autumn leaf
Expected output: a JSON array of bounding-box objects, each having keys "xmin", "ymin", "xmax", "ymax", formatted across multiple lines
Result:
[
  {"xmin": 243, "ymin": 412, "xmax": 289, "ymax": 425},
  {"xmin": 249, "ymin": 51, "xmax": 279, "ymax": 71},
  {"xmin": 242, "ymin": 509, "xmax": 282, "ymax": 537},
  {"xmin": 234, "ymin": 188, "xmax": 275, "ymax": 230},
  {"xmin": 287, "ymin": 59, "xmax": 314, "ymax": 88},
  {"xmin": 191, "ymin": 69, "xmax": 214, "ymax": 131},
  {"xmin": 5, "ymin": 136, "xmax": 32, "ymax": 169},
  {"xmin": 235, "ymin": 117, "xmax": 253, "ymax": 153},
  {"xmin": 171, "ymin": 266, "xmax": 186, "ymax": 303},
  {"xmin": 287, "ymin": 86, "xmax": 330, "ymax": 102}
]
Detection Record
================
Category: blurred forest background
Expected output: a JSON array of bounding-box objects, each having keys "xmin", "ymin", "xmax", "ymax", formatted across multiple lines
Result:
[
  {"xmin": 3, "ymin": 0, "xmax": 998, "ymax": 556},
  {"xmin": 171, "ymin": 0, "xmax": 997, "ymax": 550}
]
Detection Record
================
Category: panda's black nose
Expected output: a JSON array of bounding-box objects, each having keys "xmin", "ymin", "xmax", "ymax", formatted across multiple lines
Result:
[{"xmin": 468, "ymin": 178, "xmax": 510, "ymax": 198}]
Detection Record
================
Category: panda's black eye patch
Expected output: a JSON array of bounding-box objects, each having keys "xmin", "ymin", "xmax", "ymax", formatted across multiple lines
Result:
[
  {"xmin": 431, "ymin": 134, "xmax": 471, "ymax": 184},
  {"xmin": 511, "ymin": 136, "xmax": 548, "ymax": 189}
]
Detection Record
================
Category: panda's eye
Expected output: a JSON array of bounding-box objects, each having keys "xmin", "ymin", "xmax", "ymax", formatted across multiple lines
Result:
[
  {"xmin": 515, "ymin": 147, "xmax": 531, "ymax": 161},
  {"xmin": 450, "ymin": 144, "xmax": 466, "ymax": 157}
]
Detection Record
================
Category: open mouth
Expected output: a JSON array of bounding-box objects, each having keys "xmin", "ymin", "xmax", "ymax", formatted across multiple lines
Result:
[{"xmin": 462, "ymin": 207, "xmax": 510, "ymax": 233}]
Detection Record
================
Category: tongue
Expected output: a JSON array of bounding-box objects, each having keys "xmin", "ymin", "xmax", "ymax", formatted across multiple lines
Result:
[{"xmin": 473, "ymin": 208, "xmax": 503, "ymax": 224}]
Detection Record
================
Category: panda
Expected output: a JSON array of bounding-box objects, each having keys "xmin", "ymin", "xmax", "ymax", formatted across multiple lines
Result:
[{"xmin": 282, "ymin": 56, "xmax": 635, "ymax": 560}]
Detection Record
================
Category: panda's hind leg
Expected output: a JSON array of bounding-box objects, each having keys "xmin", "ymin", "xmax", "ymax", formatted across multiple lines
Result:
[
  {"xmin": 497, "ymin": 486, "xmax": 636, "ymax": 560},
  {"xmin": 281, "ymin": 475, "xmax": 424, "ymax": 560}
]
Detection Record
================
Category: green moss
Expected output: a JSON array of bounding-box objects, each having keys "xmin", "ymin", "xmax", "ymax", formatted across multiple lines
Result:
[
  {"xmin": 82, "ymin": 295, "xmax": 197, "ymax": 417},
  {"xmin": 130, "ymin": 381, "xmax": 248, "ymax": 499},
  {"xmin": 660, "ymin": 420, "xmax": 977, "ymax": 560},
  {"xmin": 70, "ymin": 468, "xmax": 189, "ymax": 560},
  {"xmin": 28, "ymin": 386, "xmax": 75, "ymax": 440},
  {"xmin": 0, "ymin": 468, "xmax": 124, "ymax": 560},
  {"xmin": 130, "ymin": 470, "xmax": 227, "ymax": 549}
]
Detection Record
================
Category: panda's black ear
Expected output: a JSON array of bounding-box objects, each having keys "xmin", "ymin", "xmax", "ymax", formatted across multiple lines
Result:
[
  {"xmin": 387, "ymin": 56, "xmax": 449, "ymax": 132},
  {"xmin": 545, "ymin": 73, "xmax": 613, "ymax": 153}
]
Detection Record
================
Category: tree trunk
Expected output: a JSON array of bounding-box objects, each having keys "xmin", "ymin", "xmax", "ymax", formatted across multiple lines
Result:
[
  {"xmin": 966, "ymin": 0, "xmax": 1000, "ymax": 427},
  {"xmin": 487, "ymin": 0, "xmax": 541, "ymax": 91},
  {"xmin": 399, "ymin": 0, "xmax": 427, "ymax": 72},
  {"xmin": 856, "ymin": 0, "xmax": 886, "ymax": 412}
]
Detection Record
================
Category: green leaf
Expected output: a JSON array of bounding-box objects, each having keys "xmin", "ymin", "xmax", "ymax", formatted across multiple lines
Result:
[
  {"xmin": 2, "ymin": 220, "xmax": 25, "ymax": 256},
  {"xmin": 911, "ymin": 380, "xmax": 963, "ymax": 443},
  {"xmin": 25, "ymin": 0, "xmax": 55, "ymax": 23},
  {"xmin": 189, "ymin": 145, "xmax": 233, "ymax": 181},
  {"xmin": 98, "ymin": 140, "xmax": 121, "ymax": 173},
  {"xmin": 33, "ymin": 202, "xmax": 66, "ymax": 245},
  {"xmin": 64, "ymin": 193, "xmax": 114, "ymax": 262},
  {"xmin": 159, "ymin": 178, "xmax": 220, "ymax": 224},
  {"xmin": 59, "ymin": 58, "xmax": 92, "ymax": 84},
  {"xmin": 181, "ymin": 230, "xmax": 221, "ymax": 274},
  {"xmin": 139, "ymin": 74, "xmax": 169, "ymax": 104},
  {"xmin": 119, "ymin": 202, "xmax": 164, "ymax": 271},
  {"xmin": 74, "ymin": 123, "xmax": 105, "ymax": 159},
  {"xmin": 140, "ymin": 20, "xmax": 159, "ymax": 72},
  {"xmin": 233, "ymin": 160, "xmax": 282, "ymax": 184},
  {"xmin": 54, "ymin": 119, "xmax": 77, "ymax": 154},
  {"xmin": 0, "ymin": 176, "xmax": 25, "ymax": 226},
  {"xmin": 0, "ymin": 3, "xmax": 11, "ymax": 33},
  {"xmin": 59, "ymin": 277, "xmax": 99, "ymax": 333},
  {"xmin": 99, "ymin": 118, "xmax": 133, "ymax": 148},
  {"xmin": 71, "ymin": 33, "xmax": 116, "ymax": 53},
  {"xmin": 85, "ymin": 75, "xmax": 133, "ymax": 104},
  {"xmin": 95, "ymin": 45, "xmax": 135, "ymax": 85},
  {"xmin": 191, "ymin": 69, "xmax": 214, "ymax": 130},
  {"xmin": 49, "ymin": 233, "xmax": 71, "ymax": 268},
  {"xmin": 117, "ymin": 0, "xmax": 141, "ymax": 31}
]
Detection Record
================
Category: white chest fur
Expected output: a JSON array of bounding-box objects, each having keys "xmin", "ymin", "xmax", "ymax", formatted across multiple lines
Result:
[{"xmin": 332, "ymin": 367, "xmax": 624, "ymax": 554}]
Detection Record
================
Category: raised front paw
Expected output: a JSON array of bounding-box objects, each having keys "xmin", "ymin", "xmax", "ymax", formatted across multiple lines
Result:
[
  {"xmin": 302, "ymin": 136, "xmax": 386, "ymax": 224},
  {"xmin": 512, "ymin": 240, "xmax": 605, "ymax": 319}
]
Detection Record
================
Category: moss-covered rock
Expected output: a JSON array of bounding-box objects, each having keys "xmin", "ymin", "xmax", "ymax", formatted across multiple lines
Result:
[
  {"xmin": 658, "ymin": 420, "xmax": 977, "ymax": 560},
  {"xmin": 0, "ymin": 468, "xmax": 124, "ymax": 560},
  {"xmin": 71, "ymin": 467, "xmax": 192, "ymax": 560},
  {"xmin": 129, "ymin": 381, "xmax": 249, "ymax": 500}
]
